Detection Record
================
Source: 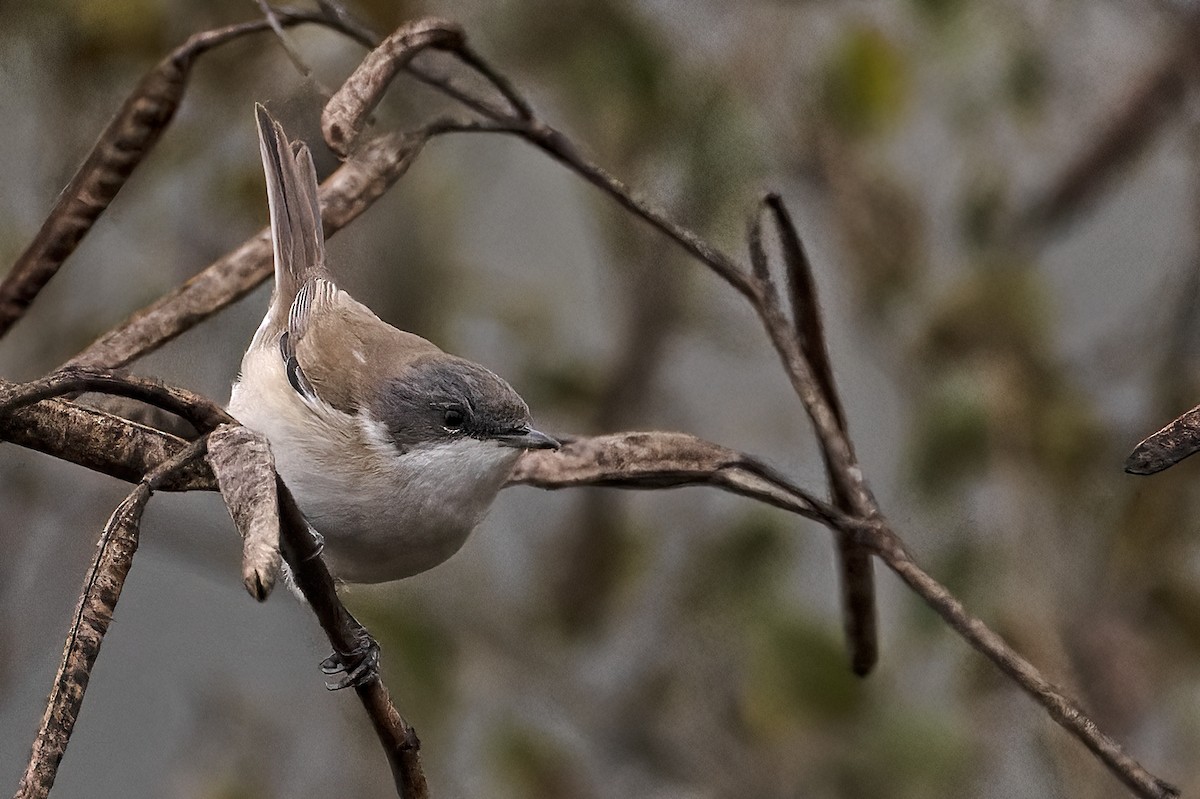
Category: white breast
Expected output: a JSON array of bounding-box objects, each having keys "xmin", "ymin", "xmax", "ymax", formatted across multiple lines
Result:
[{"xmin": 228, "ymin": 346, "xmax": 521, "ymax": 583}]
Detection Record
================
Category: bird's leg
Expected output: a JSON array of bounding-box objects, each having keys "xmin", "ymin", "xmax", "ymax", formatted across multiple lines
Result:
[{"xmin": 319, "ymin": 607, "xmax": 380, "ymax": 690}]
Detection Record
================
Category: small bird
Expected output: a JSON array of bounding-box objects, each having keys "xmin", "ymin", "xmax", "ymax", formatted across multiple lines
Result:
[{"xmin": 229, "ymin": 105, "xmax": 558, "ymax": 588}]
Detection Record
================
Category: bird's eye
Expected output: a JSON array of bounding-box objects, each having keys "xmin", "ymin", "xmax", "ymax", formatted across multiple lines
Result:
[{"xmin": 443, "ymin": 406, "xmax": 467, "ymax": 431}]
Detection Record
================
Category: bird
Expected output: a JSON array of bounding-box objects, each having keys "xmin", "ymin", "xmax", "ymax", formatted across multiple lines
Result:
[{"xmin": 229, "ymin": 104, "xmax": 559, "ymax": 596}]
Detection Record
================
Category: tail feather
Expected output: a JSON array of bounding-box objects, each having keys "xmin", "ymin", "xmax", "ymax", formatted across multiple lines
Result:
[{"xmin": 255, "ymin": 104, "xmax": 327, "ymax": 318}]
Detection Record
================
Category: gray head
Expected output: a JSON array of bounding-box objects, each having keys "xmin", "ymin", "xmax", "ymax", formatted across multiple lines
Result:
[{"xmin": 371, "ymin": 355, "xmax": 559, "ymax": 453}]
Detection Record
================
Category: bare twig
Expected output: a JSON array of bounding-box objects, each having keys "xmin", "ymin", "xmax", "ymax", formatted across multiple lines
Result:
[
  {"xmin": 13, "ymin": 438, "xmax": 209, "ymax": 799},
  {"xmin": 759, "ymin": 196, "xmax": 879, "ymax": 673},
  {"xmin": 274, "ymin": 481, "xmax": 428, "ymax": 798},
  {"xmin": 404, "ymin": 60, "xmax": 514, "ymax": 121},
  {"xmin": 860, "ymin": 523, "xmax": 1179, "ymax": 799},
  {"xmin": 255, "ymin": 0, "xmax": 317, "ymax": 80},
  {"xmin": 488, "ymin": 123, "xmax": 760, "ymax": 300},
  {"xmin": 450, "ymin": 43, "xmax": 536, "ymax": 122},
  {"xmin": 0, "ymin": 7, "xmax": 372, "ymax": 340},
  {"xmin": 0, "ymin": 367, "xmax": 233, "ymax": 433},
  {"xmin": 315, "ymin": 0, "xmax": 379, "ymax": 48},
  {"xmin": 0, "ymin": 380, "xmax": 210, "ymax": 491},
  {"xmin": 324, "ymin": 16, "xmax": 756, "ymax": 297},
  {"xmin": 749, "ymin": 197, "xmax": 880, "ymax": 674}
]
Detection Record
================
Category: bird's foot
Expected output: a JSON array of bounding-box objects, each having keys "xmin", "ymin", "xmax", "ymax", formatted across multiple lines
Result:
[{"xmin": 319, "ymin": 630, "xmax": 380, "ymax": 691}]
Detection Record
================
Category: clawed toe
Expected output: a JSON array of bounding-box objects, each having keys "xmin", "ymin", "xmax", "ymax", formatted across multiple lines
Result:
[{"xmin": 319, "ymin": 634, "xmax": 380, "ymax": 690}]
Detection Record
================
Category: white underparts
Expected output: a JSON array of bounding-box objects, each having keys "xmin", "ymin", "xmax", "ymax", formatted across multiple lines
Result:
[{"xmin": 228, "ymin": 344, "xmax": 521, "ymax": 583}]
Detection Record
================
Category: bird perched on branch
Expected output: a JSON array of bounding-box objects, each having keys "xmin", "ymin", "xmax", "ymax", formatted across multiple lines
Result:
[{"xmin": 229, "ymin": 105, "xmax": 558, "ymax": 595}]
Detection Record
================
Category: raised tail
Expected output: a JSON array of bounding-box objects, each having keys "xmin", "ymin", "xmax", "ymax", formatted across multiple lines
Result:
[{"xmin": 255, "ymin": 104, "xmax": 328, "ymax": 321}]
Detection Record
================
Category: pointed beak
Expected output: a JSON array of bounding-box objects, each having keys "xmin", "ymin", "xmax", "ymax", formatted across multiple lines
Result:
[{"xmin": 495, "ymin": 425, "xmax": 560, "ymax": 450}]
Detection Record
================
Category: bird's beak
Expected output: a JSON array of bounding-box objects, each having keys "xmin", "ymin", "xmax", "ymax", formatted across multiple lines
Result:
[{"xmin": 495, "ymin": 426, "xmax": 560, "ymax": 450}]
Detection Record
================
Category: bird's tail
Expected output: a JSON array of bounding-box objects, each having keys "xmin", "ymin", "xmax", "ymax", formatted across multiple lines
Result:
[{"xmin": 255, "ymin": 103, "xmax": 328, "ymax": 322}]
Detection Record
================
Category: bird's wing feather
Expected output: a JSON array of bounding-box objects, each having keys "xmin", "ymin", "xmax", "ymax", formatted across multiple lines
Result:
[
  {"xmin": 283, "ymin": 277, "xmax": 442, "ymax": 415},
  {"xmin": 278, "ymin": 277, "xmax": 340, "ymax": 404}
]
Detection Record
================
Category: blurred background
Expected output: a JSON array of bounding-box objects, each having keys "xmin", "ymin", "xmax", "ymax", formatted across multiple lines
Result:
[{"xmin": 0, "ymin": 0, "xmax": 1197, "ymax": 796}]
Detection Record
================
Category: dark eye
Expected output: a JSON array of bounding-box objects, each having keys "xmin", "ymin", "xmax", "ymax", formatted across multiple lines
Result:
[{"xmin": 443, "ymin": 406, "xmax": 467, "ymax": 431}]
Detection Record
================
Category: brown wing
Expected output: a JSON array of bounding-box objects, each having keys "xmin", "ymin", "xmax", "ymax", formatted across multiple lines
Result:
[{"xmin": 282, "ymin": 278, "xmax": 441, "ymax": 415}]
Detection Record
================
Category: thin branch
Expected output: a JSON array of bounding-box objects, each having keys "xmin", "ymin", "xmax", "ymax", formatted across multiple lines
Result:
[
  {"xmin": 0, "ymin": 6, "xmax": 371, "ymax": 340},
  {"xmin": 768, "ymin": 194, "xmax": 846, "ymax": 433},
  {"xmin": 274, "ymin": 480, "xmax": 428, "ymax": 798},
  {"xmin": 861, "ymin": 523, "xmax": 1179, "ymax": 799},
  {"xmin": 404, "ymin": 60, "xmax": 514, "ymax": 120},
  {"xmin": 255, "ymin": 0, "xmax": 318, "ymax": 81},
  {"xmin": 315, "ymin": 0, "xmax": 379, "ymax": 48},
  {"xmin": 0, "ymin": 378, "xmax": 211, "ymax": 491},
  {"xmin": 750, "ymin": 196, "xmax": 880, "ymax": 674},
  {"xmin": 763, "ymin": 196, "xmax": 880, "ymax": 673},
  {"xmin": 325, "ymin": 15, "xmax": 757, "ymax": 298},
  {"xmin": 422, "ymin": 28, "xmax": 760, "ymax": 296},
  {"xmin": 519, "ymin": 124, "xmax": 761, "ymax": 299},
  {"xmin": 450, "ymin": 43, "xmax": 536, "ymax": 121},
  {"xmin": 0, "ymin": 367, "xmax": 233, "ymax": 433},
  {"xmin": 13, "ymin": 438, "xmax": 209, "ymax": 799}
]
